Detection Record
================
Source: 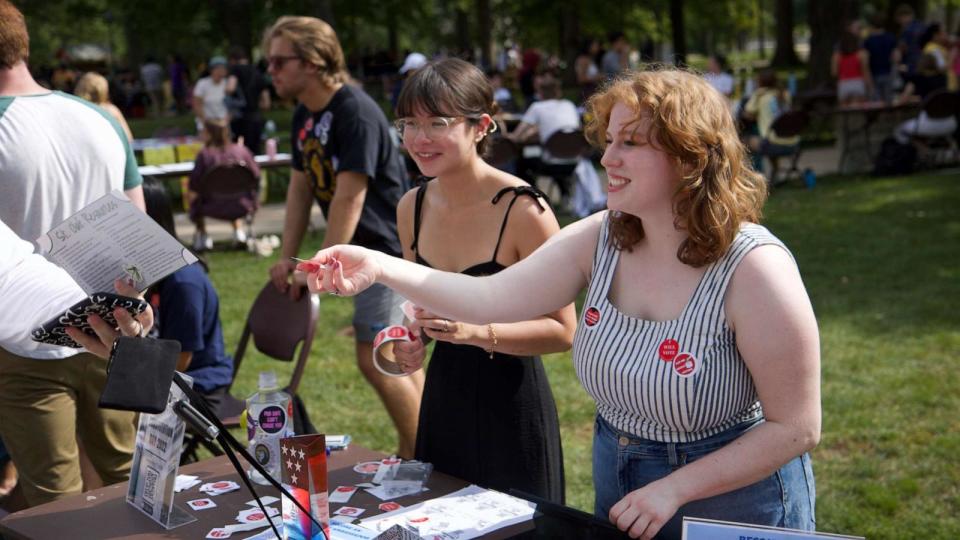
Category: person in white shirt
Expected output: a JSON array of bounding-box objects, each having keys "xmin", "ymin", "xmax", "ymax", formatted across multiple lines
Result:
[
  {"xmin": 193, "ymin": 56, "xmax": 236, "ymax": 125},
  {"xmin": 139, "ymin": 56, "xmax": 164, "ymax": 116},
  {"xmin": 703, "ymin": 54, "xmax": 735, "ymax": 97},
  {"xmin": 508, "ymin": 75, "xmax": 581, "ymax": 198},
  {"xmin": 0, "ymin": 0, "xmax": 146, "ymax": 507}
]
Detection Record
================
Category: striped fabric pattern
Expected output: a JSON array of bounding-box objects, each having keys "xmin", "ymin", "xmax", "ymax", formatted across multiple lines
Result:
[{"xmin": 573, "ymin": 212, "xmax": 792, "ymax": 443}]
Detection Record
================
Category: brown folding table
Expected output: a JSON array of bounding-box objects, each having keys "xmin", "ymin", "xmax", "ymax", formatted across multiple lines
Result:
[{"xmin": 0, "ymin": 445, "xmax": 551, "ymax": 539}]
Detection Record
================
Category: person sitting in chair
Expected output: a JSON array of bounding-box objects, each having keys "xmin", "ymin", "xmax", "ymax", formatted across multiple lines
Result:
[
  {"xmin": 508, "ymin": 75, "xmax": 581, "ymax": 202},
  {"xmin": 143, "ymin": 177, "xmax": 235, "ymax": 418},
  {"xmin": 188, "ymin": 119, "xmax": 260, "ymax": 250},
  {"xmin": 742, "ymin": 69, "xmax": 798, "ymax": 183}
]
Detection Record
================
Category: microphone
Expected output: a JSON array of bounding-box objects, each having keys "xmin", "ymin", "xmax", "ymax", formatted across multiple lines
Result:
[{"xmin": 173, "ymin": 399, "xmax": 220, "ymax": 441}]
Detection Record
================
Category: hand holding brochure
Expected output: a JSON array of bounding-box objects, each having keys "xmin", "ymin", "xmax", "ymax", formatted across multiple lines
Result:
[{"xmin": 35, "ymin": 190, "xmax": 197, "ymax": 294}]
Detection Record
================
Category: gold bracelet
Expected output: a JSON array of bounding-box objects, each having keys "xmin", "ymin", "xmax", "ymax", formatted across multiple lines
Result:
[{"xmin": 486, "ymin": 323, "xmax": 498, "ymax": 359}]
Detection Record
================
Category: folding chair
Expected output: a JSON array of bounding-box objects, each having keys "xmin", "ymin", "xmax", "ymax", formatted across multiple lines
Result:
[
  {"xmin": 909, "ymin": 90, "xmax": 960, "ymax": 168},
  {"xmin": 766, "ymin": 110, "xmax": 810, "ymax": 186},
  {"xmin": 180, "ymin": 282, "xmax": 320, "ymax": 464},
  {"xmin": 486, "ymin": 136, "xmax": 519, "ymax": 170},
  {"xmin": 536, "ymin": 129, "xmax": 589, "ymax": 205},
  {"xmin": 193, "ymin": 163, "xmax": 261, "ymax": 245}
]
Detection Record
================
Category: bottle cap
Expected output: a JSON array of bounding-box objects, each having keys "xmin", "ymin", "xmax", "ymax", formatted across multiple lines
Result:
[{"xmin": 258, "ymin": 371, "xmax": 279, "ymax": 391}]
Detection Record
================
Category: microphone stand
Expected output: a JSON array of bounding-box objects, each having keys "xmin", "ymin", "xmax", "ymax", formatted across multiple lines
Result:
[{"xmin": 172, "ymin": 373, "xmax": 329, "ymax": 540}]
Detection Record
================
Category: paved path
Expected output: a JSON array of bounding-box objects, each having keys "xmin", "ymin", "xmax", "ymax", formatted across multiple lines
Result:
[{"xmin": 174, "ymin": 145, "xmax": 845, "ymax": 245}]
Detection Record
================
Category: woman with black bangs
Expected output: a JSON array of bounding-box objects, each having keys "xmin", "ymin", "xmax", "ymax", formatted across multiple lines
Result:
[{"xmin": 389, "ymin": 58, "xmax": 575, "ymax": 503}]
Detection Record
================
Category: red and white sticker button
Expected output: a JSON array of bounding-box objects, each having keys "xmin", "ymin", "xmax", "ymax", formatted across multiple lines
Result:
[
  {"xmin": 658, "ymin": 339, "xmax": 679, "ymax": 362},
  {"xmin": 584, "ymin": 307, "xmax": 601, "ymax": 328},
  {"xmin": 673, "ymin": 352, "xmax": 699, "ymax": 377}
]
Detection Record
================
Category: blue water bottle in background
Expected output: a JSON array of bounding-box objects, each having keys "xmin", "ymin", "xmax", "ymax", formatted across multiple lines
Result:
[{"xmin": 803, "ymin": 168, "xmax": 816, "ymax": 189}]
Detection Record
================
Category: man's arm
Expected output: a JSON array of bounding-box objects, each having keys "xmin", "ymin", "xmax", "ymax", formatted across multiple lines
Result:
[
  {"xmin": 280, "ymin": 170, "xmax": 315, "ymax": 258},
  {"xmin": 508, "ymin": 122, "xmax": 539, "ymax": 144},
  {"xmin": 124, "ymin": 185, "xmax": 146, "ymax": 212},
  {"xmin": 269, "ymin": 169, "xmax": 314, "ymax": 294},
  {"xmin": 321, "ymin": 171, "xmax": 368, "ymax": 249}
]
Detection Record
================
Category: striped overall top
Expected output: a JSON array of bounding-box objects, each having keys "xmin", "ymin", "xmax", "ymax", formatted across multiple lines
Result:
[{"xmin": 573, "ymin": 213, "xmax": 791, "ymax": 443}]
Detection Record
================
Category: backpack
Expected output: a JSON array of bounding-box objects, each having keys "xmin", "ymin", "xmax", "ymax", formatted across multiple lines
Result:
[{"xmin": 872, "ymin": 137, "xmax": 916, "ymax": 176}]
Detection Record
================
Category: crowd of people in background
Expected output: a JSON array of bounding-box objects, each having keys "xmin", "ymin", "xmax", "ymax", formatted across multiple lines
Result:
[{"xmin": 1, "ymin": 1, "xmax": 958, "ymax": 535}]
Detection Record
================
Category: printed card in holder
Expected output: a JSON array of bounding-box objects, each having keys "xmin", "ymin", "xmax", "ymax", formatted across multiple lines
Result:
[
  {"xmin": 126, "ymin": 372, "xmax": 196, "ymax": 530},
  {"xmin": 35, "ymin": 190, "xmax": 198, "ymax": 294}
]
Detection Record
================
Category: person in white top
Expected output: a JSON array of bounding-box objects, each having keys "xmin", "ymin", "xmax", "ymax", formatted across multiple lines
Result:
[
  {"xmin": 508, "ymin": 75, "xmax": 582, "ymax": 200},
  {"xmin": 0, "ymin": 0, "xmax": 147, "ymax": 507},
  {"xmin": 508, "ymin": 75, "xmax": 581, "ymax": 164},
  {"xmin": 193, "ymin": 55, "xmax": 236, "ymax": 124},
  {"xmin": 297, "ymin": 67, "xmax": 820, "ymax": 540},
  {"xmin": 703, "ymin": 54, "xmax": 735, "ymax": 97}
]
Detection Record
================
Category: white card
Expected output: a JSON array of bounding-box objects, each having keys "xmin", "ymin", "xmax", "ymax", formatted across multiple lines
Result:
[
  {"xmin": 329, "ymin": 485, "xmax": 358, "ymax": 503},
  {"xmin": 334, "ymin": 506, "xmax": 366, "ymax": 517},
  {"xmin": 245, "ymin": 496, "xmax": 280, "ymax": 507},
  {"xmin": 188, "ymin": 498, "xmax": 218, "ymax": 510},
  {"xmin": 206, "ymin": 528, "xmax": 232, "ymax": 539}
]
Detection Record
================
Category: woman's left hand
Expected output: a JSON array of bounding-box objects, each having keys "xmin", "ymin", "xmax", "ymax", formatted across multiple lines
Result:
[
  {"xmin": 609, "ymin": 481, "xmax": 682, "ymax": 540},
  {"xmin": 415, "ymin": 309, "xmax": 480, "ymax": 346}
]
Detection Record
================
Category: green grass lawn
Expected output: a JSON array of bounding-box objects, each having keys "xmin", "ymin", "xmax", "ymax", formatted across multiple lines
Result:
[{"xmin": 200, "ymin": 171, "xmax": 958, "ymax": 538}]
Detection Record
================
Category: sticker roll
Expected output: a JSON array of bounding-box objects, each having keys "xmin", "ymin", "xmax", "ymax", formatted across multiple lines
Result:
[{"xmin": 372, "ymin": 325, "xmax": 415, "ymax": 377}]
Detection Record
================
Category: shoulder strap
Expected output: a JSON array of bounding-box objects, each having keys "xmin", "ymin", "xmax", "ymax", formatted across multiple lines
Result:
[
  {"xmin": 489, "ymin": 185, "xmax": 548, "ymax": 262},
  {"xmin": 410, "ymin": 181, "xmax": 430, "ymax": 253}
]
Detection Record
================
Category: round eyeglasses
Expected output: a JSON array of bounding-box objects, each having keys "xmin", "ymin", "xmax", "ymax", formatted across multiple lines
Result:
[{"xmin": 395, "ymin": 116, "xmax": 479, "ymax": 139}]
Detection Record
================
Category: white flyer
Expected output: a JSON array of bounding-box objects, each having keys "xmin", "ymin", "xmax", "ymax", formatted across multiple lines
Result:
[
  {"xmin": 359, "ymin": 485, "xmax": 536, "ymax": 539},
  {"xmin": 36, "ymin": 190, "xmax": 197, "ymax": 294}
]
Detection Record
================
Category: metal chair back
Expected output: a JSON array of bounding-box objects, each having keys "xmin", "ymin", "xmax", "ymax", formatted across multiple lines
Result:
[{"xmin": 544, "ymin": 129, "xmax": 589, "ymax": 160}]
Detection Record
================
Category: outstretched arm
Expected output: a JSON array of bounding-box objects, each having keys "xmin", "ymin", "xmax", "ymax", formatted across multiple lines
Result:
[{"xmin": 306, "ymin": 212, "xmax": 604, "ymax": 325}]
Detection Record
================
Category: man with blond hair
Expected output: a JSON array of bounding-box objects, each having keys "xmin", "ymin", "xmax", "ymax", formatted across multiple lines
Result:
[
  {"xmin": 0, "ymin": 0, "xmax": 143, "ymax": 506},
  {"xmin": 263, "ymin": 16, "xmax": 423, "ymax": 458}
]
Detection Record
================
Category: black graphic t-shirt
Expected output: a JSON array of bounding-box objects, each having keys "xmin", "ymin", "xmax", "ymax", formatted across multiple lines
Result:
[{"xmin": 291, "ymin": 84, "xmax": 408, "ymax": 256}]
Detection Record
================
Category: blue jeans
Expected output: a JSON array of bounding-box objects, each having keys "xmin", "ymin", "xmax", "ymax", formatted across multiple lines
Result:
[{"xmin": 593, "ymin": 415, "xmax": 815, "ymax": 539}]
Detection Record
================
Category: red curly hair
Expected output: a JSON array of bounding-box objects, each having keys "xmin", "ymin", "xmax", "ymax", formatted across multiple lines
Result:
[{"xmin": 585, "ymin": 66, "xmax": 767, "ymax": 267}]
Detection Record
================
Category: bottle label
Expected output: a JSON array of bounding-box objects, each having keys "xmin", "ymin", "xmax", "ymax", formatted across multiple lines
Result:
[{"xmin": 258, "ymin": 405, "xmax": 287, "ymax": 434}]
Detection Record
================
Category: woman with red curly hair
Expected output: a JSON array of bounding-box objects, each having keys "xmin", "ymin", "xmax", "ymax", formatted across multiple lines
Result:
[{"xmin": 297, "ymin": 67, "xmax": 820, "ymax": 539}]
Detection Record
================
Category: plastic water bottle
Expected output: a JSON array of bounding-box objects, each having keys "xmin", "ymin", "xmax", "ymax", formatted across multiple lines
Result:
[
  {"xmin": 803, "ymin": 168, "xmax": 816, "ymax": 189},
  {"xmin": 265, "ymin": 137, "xmax": 278, "ymax": 160},
  {"xmin": 246, "ymin": 371, "xmax": 293, "ymax": 485}
]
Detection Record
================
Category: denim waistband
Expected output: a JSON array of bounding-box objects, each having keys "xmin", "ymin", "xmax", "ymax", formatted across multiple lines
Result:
[{"xmin": 596, "ymin": 413, "xmax": 764, "ymax": 462}]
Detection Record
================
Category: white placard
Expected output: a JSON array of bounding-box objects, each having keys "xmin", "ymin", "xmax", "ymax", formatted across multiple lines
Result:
[
  {"xmin": 682, "ymin": 517, "xmax": 865, "ymax": 540},
  {"xmin": 36, "ymin": 190, "xmax": 197, "ymax": 294}
]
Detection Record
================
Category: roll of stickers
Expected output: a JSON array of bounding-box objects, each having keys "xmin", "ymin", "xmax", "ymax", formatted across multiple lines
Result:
[{"xmin": 372, "ymin": 325, "xmax": 415, "ymax": 377}]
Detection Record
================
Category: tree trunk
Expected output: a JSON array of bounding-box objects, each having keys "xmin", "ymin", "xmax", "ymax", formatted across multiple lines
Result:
[
  {"xmin": 214, "ymin": 0, "xmax": 254, "ymax": 57},
  {"xmin": 771, "ymin": 0, "xmax": 800, "ymax": 67},
  {"xmin": 455, "ymin": 7, "xmax": 471, "ymax": 59},
  {"xmin": 476, "ymin": 0, "xmax": 493, "ymax": 69},
  {"xmin": 312, "ymin": 0, "xmax": 335, "ymax": 27},
  {"xmin": 558, "ymin": 1, "xmax": 581, "ymax": 85},
  {"xmin": 670, "ymin": 0, "xmax": 686, "ymax": 65},
  {"xmin": 806, "ymin": 0, "xmax": 857, "ymax": 89}
]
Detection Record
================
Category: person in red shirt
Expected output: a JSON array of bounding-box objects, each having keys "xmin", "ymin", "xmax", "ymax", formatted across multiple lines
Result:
[{"xmin": 832, "ymin": 31, "xmax": 874, "ymax": 105}]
